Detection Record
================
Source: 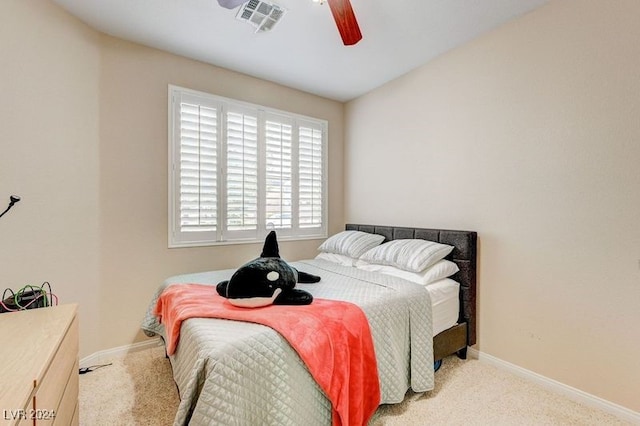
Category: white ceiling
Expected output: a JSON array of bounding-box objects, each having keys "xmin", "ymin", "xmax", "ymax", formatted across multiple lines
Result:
[{"xmin": 52, "ymin": 0, "xmax": 549, "ymax": 102}]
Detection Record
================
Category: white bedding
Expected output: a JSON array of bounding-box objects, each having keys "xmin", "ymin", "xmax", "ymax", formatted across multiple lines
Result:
[
  {"xmin": 316, "ymin": 253, "xmax": 461, "ymax": 336},
  {"xmin": 427, "ymin": 278, "xmax": 460, "ymax": 336},
  {"xmin": 141, "ymin": 259, "xmax": 435, "ymax": 426}
]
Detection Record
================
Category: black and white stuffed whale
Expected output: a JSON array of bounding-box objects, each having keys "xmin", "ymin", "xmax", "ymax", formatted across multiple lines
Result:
[{"xmin": 216, "ymin": 231, "xmax": 320, "ymax": 308}]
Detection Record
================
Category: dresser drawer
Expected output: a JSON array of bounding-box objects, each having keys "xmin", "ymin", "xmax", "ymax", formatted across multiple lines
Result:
[
  {"xmin": 69, "ymin": 405, "xmax": 78, "ymax": 426},
  {"xmin": 14, "ymin": 394, "xmax": 34, "ymax": 426},
  {"xmin": 52, "ymin": 360, "xmax": 78, "ymax": 426},
  {"xmin": 33, "ymin": 317, "xmax": 78, "ymax": 424}
]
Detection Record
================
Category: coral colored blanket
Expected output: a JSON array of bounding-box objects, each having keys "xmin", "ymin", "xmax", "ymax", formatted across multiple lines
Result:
[{"xmin": 154, "ymin": 283, "xmax": 380, "ymax": 426}]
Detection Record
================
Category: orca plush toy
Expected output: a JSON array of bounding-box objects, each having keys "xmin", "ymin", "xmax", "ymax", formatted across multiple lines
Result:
[{"xmin": 216, "ymin": 231, "xmax": 320, "ymax": 308}]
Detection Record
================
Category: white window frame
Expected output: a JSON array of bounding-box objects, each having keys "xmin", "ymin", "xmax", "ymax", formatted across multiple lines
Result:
[{"xmin": 168, "ymin": 85, "xmax": 328, "ymax": 247}]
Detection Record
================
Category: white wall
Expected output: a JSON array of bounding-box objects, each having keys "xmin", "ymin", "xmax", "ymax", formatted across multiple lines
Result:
[{"xmin": 345, "ymin": 0, "xmax": 640, "ymax": 412}]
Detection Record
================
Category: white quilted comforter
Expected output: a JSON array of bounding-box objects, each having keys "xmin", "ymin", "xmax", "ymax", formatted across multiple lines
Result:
[{"xmin": 141, "ymin": 259, "xmax": 434, "ymax": 426}]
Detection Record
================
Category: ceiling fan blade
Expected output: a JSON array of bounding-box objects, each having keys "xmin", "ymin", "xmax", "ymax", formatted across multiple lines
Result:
[
  {"xmin": 217, "ymin": 0, "xmax": 246, "ymax": 9},
  {"xmin": 326, "ymin": 0, "xmax": 362, "ymax": 46}
]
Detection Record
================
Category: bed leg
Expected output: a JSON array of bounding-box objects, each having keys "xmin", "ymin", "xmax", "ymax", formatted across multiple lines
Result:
[{"xmin": 456, "ymin": 347, "xmax": 467, "ymax": 360}]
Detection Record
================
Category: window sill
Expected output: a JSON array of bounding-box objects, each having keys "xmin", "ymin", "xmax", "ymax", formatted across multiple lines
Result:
[{"xmin": 168, "ymin": 233, "xmax": 327, "ymax": 249}]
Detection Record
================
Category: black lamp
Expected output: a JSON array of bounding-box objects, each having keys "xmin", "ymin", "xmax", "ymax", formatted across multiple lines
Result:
[{"xmin": 0, "ymin": 195, "xmax": 21, "ymax": 219}]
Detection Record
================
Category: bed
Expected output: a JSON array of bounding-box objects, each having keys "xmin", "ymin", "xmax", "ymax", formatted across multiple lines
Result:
[
  {"xmin": 141, "ymin": 224, "xmax": 477, "ymax": 425},
  {"xmin": 344, "ymin": 225, "xmax": 478, "ymax": 361}
]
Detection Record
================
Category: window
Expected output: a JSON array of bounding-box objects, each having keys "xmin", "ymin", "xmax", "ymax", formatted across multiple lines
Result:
[{"xmin": 168, "ymin": 85, "xmax": 328, "ymax": 247}]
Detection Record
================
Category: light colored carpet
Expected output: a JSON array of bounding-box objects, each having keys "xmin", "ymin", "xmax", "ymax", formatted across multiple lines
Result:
[
  {"xmin": 79, "ymin": 346, "xmax": 631, "ymax": 425},
  {"xmin": 79, "ymin": 345, "xmax": 179, "ymax": 426}
]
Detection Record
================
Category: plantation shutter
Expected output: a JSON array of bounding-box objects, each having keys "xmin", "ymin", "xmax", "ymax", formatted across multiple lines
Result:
[
  {"xmin": 265, "ymin": 115, "xmax": 293, "ymax": 230},
  {"xmin": 179, "ymin": 101, "xmax": 218, "ymax": 233},
  {"xmin": 298, "ymin": 123, "xmax": 324, "ymax": 229},
  {"xmin": 169, "ymin": 85, "xmax": 326, "ymax": 247},
  {"xmin": 226, "ymin": 108, "xmax": 258, "ymax": 235}
]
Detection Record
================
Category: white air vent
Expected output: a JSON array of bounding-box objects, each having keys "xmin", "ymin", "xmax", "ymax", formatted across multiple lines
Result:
[{"xmin": 236, "ymin": 0, "xmax": 286, "ymax": 33}]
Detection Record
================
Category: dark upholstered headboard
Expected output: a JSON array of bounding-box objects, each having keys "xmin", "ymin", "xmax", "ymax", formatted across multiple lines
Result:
[{"xmin": 345, "ymin": 224, "xmax": 477, "ymax": 346}]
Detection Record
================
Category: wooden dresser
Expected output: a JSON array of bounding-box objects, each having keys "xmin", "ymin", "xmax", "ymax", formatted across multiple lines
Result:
[{"xmin": 0, "ymin": 304, "xmax": 79, "ymax": 426}]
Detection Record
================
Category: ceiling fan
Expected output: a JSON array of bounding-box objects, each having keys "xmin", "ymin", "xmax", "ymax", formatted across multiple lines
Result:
[{"xmin": 217, "ymin": 0, "xmax": 362, "ymax": 46}]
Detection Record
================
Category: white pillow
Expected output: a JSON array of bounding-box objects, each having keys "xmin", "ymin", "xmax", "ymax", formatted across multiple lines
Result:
[
  {"xmin": 318, "ymin": 230, "xmax": 385, "ymax": 258},
  {"xmin": 315, "ymin": 252, "xmax": 358, "ymax": 267},
  {"xmin": 359, "ymin": 239, "xmax": 454, "ymax": 273},
  {"xmin": 355, "ymin": 259, "xmax": 459, "ymax": 286}
]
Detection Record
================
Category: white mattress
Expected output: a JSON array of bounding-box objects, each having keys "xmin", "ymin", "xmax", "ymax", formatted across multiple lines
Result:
[
  {"xmin": 426, "ymin": 278, "xmax": 460, "ymax": 336},
  {"xmin": 314, "ymin": 254, "xmax": 460, "ymax": 337}
]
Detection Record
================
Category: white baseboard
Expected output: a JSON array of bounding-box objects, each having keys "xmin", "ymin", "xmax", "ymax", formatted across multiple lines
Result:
[
  {"xmin": 80, "ymin": 338, "xmax": 164, "ymax": 369},
  {"xmin": 468, "ymin": 348, "xmax": 640, "ymax": 425}
]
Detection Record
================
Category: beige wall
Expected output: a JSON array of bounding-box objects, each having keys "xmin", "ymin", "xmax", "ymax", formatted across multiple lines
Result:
[
  {"xmin": 345, "ymin": 0, "xmax": 640, "ymax": 412},
  {"xmin": 98, "ymin": 36, "xmax": 344, "ymax": 351},
  {"xmin": 0, "ymin": 1, "xmax": 103, "ymax": 354},
  {"xmin": 1, "ymin": 1, "xmax": 344, "ymax": 357}
]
